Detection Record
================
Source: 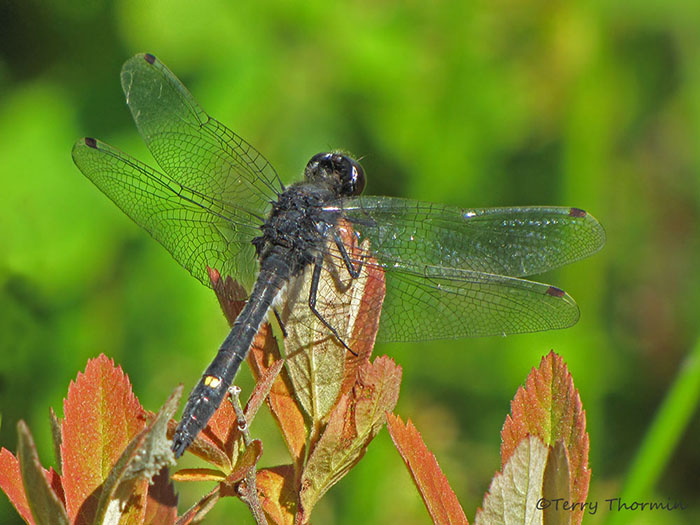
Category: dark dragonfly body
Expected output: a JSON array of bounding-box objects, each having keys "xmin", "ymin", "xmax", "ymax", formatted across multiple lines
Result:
[
  {"xmin": 172, "ymin": 154, "xmax": 364, "ymax": 456},
  {"xmin": 72, "ymin": 54, "xmax": 605, "ymax": 458}
]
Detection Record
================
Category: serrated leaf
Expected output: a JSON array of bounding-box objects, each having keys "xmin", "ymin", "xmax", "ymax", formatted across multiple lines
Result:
[
  {"xmin": 60, "ymin": 354, "xmax": 147, "ymax": 524},
  {"xmin": 475, "ymin": 435, "xmax": 548, "ymax": 525},
  {"xmin": 500, "ymin": 351, "xmax": 590, "ymax": 523},
  {"xmin": 17, "ymin": 421, "xmax": 70, "ymax": 525},
  {"xmin": 0, "ymin": 447, "xmax": 33, "ymax": 523},
  {"xmin": 92, "ymin": 387, "xmax": 179, "ymax": 525},
  {"xmin": 387, "ymin": 414, "xmax": 468, "ymax": 525},
  {"xmin": 144, "ymin": 468, "xmax": 177, "ymax": 525},
  {"xmin": 282, "ymin": 222, "xmax": 386, "ymax": 424},
  {"xmin": 299, "ymin": 356, "xmax": 401, "ymax": 519}
]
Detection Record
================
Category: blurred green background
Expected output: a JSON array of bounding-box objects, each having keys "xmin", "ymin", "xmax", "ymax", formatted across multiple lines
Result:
[{"xmin": 2, "ymin": 1, "xmax": 700, "ymax": 523}]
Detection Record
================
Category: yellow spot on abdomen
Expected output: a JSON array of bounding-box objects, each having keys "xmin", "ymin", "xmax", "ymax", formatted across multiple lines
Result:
[{"xmin": 204, "ymin": 376, "xmax": 221, "ymax": 388}]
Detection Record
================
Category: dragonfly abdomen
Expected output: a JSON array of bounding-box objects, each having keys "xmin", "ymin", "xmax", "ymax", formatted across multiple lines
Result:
[{"xmin": 172, "ymin": 255, "xmax": 292, "ymax": 457}]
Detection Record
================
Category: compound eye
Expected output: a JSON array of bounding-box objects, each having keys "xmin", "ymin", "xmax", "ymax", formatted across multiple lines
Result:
[
  {"xmin": 305, "ymin": 152, "xmax": 365, "ymax": 195},
  {"xmin": 342, "ymin": 157, "xmax": 365, "ymax": 196},
  {"xmin": 305, "ymin": 152, "xmax": 334, "ymax": 181},
  {"xmin": 307, "ymin": 152, "xmax": 333, "ymax": 168}
]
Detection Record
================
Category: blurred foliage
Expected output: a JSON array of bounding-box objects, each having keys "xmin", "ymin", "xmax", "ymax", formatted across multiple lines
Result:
[{"xmin": 1, "ymin": 0, "xmax": 700, "ymax": 523}]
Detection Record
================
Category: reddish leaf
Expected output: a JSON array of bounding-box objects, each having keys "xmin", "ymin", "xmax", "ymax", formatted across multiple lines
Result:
[
  {"xmin": 173, "ymin": 440, "xmax": 262, "ymax": 488},
  {"xmin": 172, "ymin": 468, "xmax": 228, "ymax": 483},
  {"xmin": 60, "ymin": 354, "xmax": 147, "ymax": 523},
  {"xmin": 387, "ymin": 414, "xmax": 468, "ymax": 525},
  {"xmin": 144, "ymin": 468, "xmax": 178, "ymax": 525},
  {"xmin": 195, "ymin": 394, "xmax": 239, "ymax": 467},
  {"xmin": 244, "ymin": 359, "xmax": 285, "ymax": 423},
  {"xmin": 220, "ymin": 439, "xmax": 264, "ymax": 494},
  {"xmin": 338, "ymin": 221, "xmax": 386, "ymax": 394},
  {"xmin": 88, "ymin": 385, "xmax": 179, "ymax": 524},
  {"xmin": 299, "ymin": 356, "xmax": 402, "ymax": 519},
  {"xmin": 0, "ymin": 447, "xmax": 34, "ymax": 524},
  {"xmin": 500, "ymin": 351, "xmax": 590, "ymax": 523},
  {"xmin": 209, "ymin": 270, "xmax": 308, "ymax": 468},
  {"xmin": 169, "ymin": 417, "xmax": 232, "ymax": 471},
  {"xmin": 208, "ymin": 267, "xmax": 248, "ymax": 325},
  {"xmin": 17, "ymin": 421, "xmax": 70, "ymax": 524},
  {"xmin": 247, "ymin": 327, "xmax": 308, "ymax": 470},
  {"xmin": 475, "ymin": 435, "xmax": 549, "ymax": 525},
  {"xmin": 256, "ymin": 466, "xmax": 296, "ymax": 525}
]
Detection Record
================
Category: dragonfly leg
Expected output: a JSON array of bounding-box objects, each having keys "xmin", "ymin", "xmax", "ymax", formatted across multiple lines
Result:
[
  {"xmin": 308, "ymin": 254, "xmax": 357, "ymax": 355},
  {"xmin": 333, "ymin": 229, "xmax": 364, "ymax": 278},
  {"xmin": 273, "ymin": 307, "xmax": 288, "ymax": 338}
]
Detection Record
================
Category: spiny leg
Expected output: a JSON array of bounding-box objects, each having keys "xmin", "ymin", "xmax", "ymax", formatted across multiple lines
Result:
[
  {"xmin": 307, "ymin": 254, "xmax": 357, "ymax": 355},
  {"xmin": 333, "ymin": 229, "xmax": 364, "ymax": 278}
]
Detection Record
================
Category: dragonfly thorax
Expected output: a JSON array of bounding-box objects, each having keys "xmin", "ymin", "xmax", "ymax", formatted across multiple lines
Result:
[{"xmin": 252, "ymin": 185, "xmax": 340, "ymax": 275}]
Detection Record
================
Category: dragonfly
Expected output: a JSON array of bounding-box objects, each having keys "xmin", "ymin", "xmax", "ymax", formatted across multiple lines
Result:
[{"xmin": 72, "ymin": 53, "xmax": 605, "ymax": 457}]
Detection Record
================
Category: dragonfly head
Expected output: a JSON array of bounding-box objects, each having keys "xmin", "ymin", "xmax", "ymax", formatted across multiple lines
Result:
[{"xmin": 304, "ymin": 152, "xmax": 366, "ymax": 197}]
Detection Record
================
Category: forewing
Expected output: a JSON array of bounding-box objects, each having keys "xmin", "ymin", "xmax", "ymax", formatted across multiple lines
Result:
[
  {"xmin": 302, "ymin": 198, "xmax": 603, "ymax": 342},
  {"xmin": 120, "ymin": 53, "xmax": 283, "ymax": 222},
  {"xmin": 72, "ymin": 138, "xmax": 259, "ymax": 289},
  {"xmin": 335, "ymin": 197, "xmax": 605, "ymax": 277}
]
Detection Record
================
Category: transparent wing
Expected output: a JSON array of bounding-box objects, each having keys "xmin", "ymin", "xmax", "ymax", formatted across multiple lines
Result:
[
  {"xmin": 72, "ymin": 137, "xmax": 259, "ymax": 289},
  {"xmin": 372, "ymin": 264, "xmax": 579, "ymax": 341},
  {"xmin": 292, "ymin": 237, "xmax": 581, "ymax": 343},
  {"xmin": 299, "ymin": 199, "xmax": 604, "ymax": 342},
  {"xmin": 333, "ymin": 197, "xmax": 605, "ymax": 277},
  {"xmin": 119, "ymin": 53, "xmax": 283, "ymax": 224}
]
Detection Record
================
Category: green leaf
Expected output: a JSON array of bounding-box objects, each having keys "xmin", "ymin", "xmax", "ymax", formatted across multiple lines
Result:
[
  {"xmin": 475, "ymin": 435, "xmax": 548, "ymax": 525},
  {"xmin": 49, "ymin": 407, "xmax": 62, "ymax": 476},
  {"xmin": 542, "ymin": 440, "xmax": 571, "ymax": 525},
  {"xmin": 299, "ymin": 356, "xmax": 401, "ymax": 519},
  {"xmin": 17, "ymin": 421, "xmax": 70, "ymax": 525}
]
